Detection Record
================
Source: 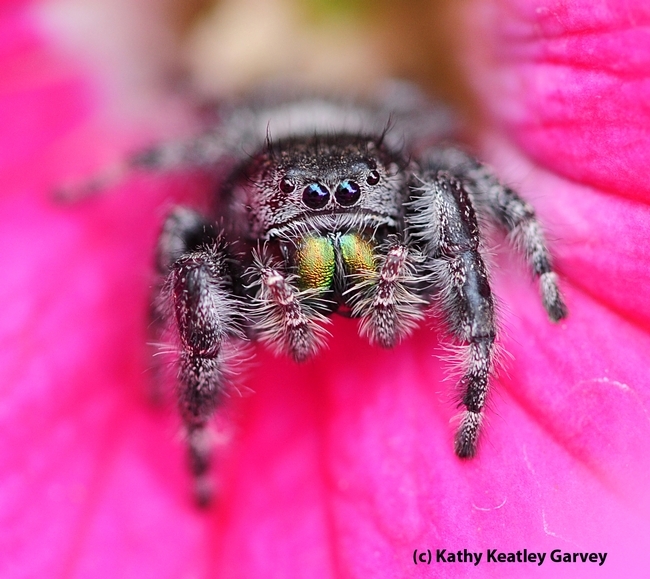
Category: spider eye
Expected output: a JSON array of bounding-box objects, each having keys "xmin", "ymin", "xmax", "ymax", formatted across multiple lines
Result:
[
  {"xmin": 366, "ymin": 170, "xmax": 380, "ymax": 186},
  {"xmin": 302, "ymin": 183, "xmax": 330, "ymax": 209},
  {"xmin": 335, "ymin": 180, "xmax": 361, "ymax": 206},
  {"xmin": 279, "ymin": 177, "xmax": 295, "ymax": 193}
]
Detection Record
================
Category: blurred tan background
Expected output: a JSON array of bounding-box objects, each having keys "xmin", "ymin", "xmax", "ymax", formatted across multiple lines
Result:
[
  {"xmin": 41, "ymin": 0, "xmax": 480, "ymax": 136},
  {"xmin": 164, "ymin": 0, "xmax": 475, "ymax": 114}
]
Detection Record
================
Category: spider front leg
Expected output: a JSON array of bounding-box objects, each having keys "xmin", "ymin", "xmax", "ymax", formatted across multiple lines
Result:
[
  {"xmin": 422, "ymin": 146, "xmax": 567, "ymax": 321},
  {"xmin": 409, "ymin": 171, "xmax": 497, "ymax": 458},
  {"xmin": 155, "ymin": 208, "xmax": 242, "ymax": 506}
]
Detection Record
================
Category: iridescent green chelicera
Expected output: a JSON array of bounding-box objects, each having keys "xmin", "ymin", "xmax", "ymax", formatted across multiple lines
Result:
[
  {"xmin": 296, "ymin": 236, "xmax": 336, "ymax": 290},
  {"xmin": 296, "ymin": 233, "xmax": 377, "ymax": 290},
  {"xmin": 339, "ymin": 233, "xmax": 375, "ymax": 275}
]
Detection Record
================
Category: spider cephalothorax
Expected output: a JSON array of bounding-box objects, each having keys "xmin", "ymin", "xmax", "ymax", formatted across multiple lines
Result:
[
  {"xmin": 222, "ymin": 134, "xmax": 407, "ymax": 240},
  {"xmin": 143, "ymin": 86, "xmax": 567, "ymax": 505}
]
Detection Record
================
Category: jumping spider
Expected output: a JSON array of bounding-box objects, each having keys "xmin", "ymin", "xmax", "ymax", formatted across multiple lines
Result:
[{"xmin": 140, "ymin": 85, "xmax": 567, "ymax": 505}]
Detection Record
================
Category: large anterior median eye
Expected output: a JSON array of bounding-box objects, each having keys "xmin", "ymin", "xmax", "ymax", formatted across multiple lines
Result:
[
  {"xmin": 302, "ymin": 182, "xmax": 330, "ymax": 209},
  {"xmin": 335, "ymin": 180, "xmax": 361, "ymax": 206}
]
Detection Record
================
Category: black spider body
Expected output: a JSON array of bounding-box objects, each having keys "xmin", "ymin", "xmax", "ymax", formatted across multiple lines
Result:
[{"xmin": 144, "ymin": 86, "xmax": 567, "ymax": 504}]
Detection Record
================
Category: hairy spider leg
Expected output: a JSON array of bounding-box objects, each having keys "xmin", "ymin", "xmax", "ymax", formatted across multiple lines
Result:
[
  {"xmin": 155, "ymin": 207, "xmax": 241, "ymax": 506},
  {"xmin": 248, "ymin": 252, "xmax": 329, "ymax": 362},
  {"xmin": 408, "ymin": 171, "xmax": 497, "ymax": 458},
  {"xmin": 422, "ymin": 146, "xmax": 567, "ymax": 322},
  {"xmin": 150, "ymin": 209, "xmax": 212, "ymax": 400},
  {"xmin": 351, "ymin": 241, "xmax": 427, "ymax": 349},
  {"xmin": 130, "ymin": 132, "xmax": 231, "ymax": 172}
]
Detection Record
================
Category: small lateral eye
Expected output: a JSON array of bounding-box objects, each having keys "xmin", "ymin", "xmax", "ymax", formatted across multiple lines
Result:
[
  {"xmin": 335, "ymin": 180, "xmax": 361, "ymax": 206},
  {"xmin": 366, "ymin": 170, "xmax": 380, "ymax": 186},
  {"xmin": 302, "ymin": 182, "xmax": 330, "ymax": 209},
  {"xmin": 279, "ymin": 177, "xmax": 296, "ymax": 193}
]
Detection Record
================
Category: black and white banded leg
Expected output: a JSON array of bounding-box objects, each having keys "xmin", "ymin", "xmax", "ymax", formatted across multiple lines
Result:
[
  {"xmin": 156, "ymin": 208, "xmax": 240, "ymax": 506},
  {"xmin": 409, "ymin": 171, "xmax": 497, "ymax": 458},
  {"xmin": 421, "ymin": 146, "xmax": 567, "ymax": 322},
  {"xmin": 352, "ymin": 242, "xmax": 426, "ymax": 349},
  {"xmin": 249, "ymin": 256, "xmax": 329, "ymax": 362}
]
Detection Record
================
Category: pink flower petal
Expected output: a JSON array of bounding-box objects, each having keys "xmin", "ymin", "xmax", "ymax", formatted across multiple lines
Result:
[
  {"xmin": 2, "ymin": 0, "xmax": 649, "ymax": 578},
  {"xmin": 464, "ymin": 0, "xmax": 650, "ymax": 203}
]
